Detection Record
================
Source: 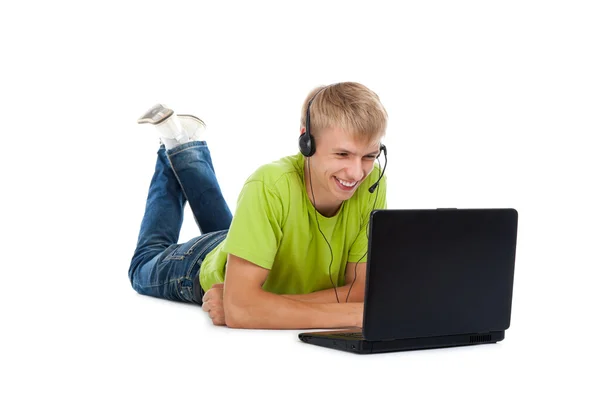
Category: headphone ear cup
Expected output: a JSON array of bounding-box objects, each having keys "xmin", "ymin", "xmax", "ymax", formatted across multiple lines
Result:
[{"xmin": 299, "ymin": 132, "xmax": 316, "ymax": 157}]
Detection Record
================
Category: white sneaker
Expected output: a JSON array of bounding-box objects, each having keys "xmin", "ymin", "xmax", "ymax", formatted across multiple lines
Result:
[
  {"xmin": 137, "ymin": 103, "xmax": 189, "ymax": 144},
  {"xmin": 177, "ymin": 114, "xmax": 207, "ymax": 142},
  {"xmin": 137, "ymin": 103, "xmax": 174, "ymax": 125}
]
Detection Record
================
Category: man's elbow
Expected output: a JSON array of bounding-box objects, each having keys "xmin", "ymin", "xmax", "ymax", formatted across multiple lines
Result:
[
  {"xmin": 349, "ymin": 283, "xmax": 366, "ymax": 303},
  {"xmin": 223, "ymin": 302, "xmax": 245, "ymax": 328},
  {"xmin": 223, "ymin": 292, "xmax": 261, "ymax": 329}
]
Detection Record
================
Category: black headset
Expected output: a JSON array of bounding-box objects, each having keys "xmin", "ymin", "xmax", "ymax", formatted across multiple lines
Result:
[
  {"xmin": 298, "ymin": 89, "xmax": 320, "ymax": 157},
  {"xmin": 299, "ymin": 85, "xmax": 388, "ymax": 303}
]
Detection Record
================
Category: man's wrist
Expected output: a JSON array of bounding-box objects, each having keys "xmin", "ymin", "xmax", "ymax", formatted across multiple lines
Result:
[{"xmin": 354, "ymin": 303, "xmax": 364, "ymax": 328}]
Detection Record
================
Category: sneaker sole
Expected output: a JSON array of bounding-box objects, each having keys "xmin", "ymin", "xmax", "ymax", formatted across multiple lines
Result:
[{"xmin": 137, "ymin": 104, "xmax": 174, "ymax": 125}]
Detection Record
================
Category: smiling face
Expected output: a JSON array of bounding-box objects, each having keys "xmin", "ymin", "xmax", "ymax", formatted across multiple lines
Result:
[
  {"xmin": 303, "ymin": 126, "xmax": 382, "ymax": 217},
  {"xmin": 299, "ymin": 82, "xmax": 389, "ymax": 216}
]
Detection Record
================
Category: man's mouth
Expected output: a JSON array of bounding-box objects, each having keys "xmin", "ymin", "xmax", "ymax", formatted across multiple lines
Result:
[{"xmin": 334, "ymin": 176, "xmax": 358, "ymax": 190}]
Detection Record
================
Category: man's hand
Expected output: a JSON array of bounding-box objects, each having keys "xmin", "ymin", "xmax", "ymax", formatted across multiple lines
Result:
[{"xmin": 202, "ymin": 283, "xmax": 226, "ymax": 326}]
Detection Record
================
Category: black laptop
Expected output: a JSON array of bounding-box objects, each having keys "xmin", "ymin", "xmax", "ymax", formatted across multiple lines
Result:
[{"xmin": 298, "ymin": 208, "xmax": 518, "ymax": 354}]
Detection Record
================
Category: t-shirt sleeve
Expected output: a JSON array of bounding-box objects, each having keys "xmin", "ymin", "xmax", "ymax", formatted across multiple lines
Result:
[
  {"xmin": 347, "ymin": 175, "xmax": 387, "ymax": 263},
  {"xmin": 221, "ymin": 180, "xmax": 284, "ymax": 270}
]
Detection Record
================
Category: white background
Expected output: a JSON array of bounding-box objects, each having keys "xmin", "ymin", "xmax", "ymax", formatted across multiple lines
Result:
[{"xmin": 1, "ymin": 0, "xmax": 599, "ymax": 399}]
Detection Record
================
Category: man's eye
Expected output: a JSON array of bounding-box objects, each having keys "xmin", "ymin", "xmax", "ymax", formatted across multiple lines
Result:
[{"xmin": 336, "ymin": 153, "xmax": 348, "ymax": 157}]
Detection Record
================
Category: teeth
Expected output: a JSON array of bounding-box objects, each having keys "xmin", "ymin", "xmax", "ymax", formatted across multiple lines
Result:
[{"xmin": 336, "ymin": 177, "xmax": 357, "ymax": 187}]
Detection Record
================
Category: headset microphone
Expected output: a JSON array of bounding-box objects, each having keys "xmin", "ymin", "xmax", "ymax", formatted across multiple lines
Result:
[{"xmin": 368, "ymin": 144, "xmax": 387, "ymax": 193}]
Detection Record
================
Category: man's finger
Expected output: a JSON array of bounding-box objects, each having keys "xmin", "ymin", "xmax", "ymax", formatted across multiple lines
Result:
[
  {"xmin": 211, "ymin": 283, "xmax": 224, "ymax": 289},
  {"xmin": 210, "ymin": 312, "xmax": 225, "ymax": 326}
]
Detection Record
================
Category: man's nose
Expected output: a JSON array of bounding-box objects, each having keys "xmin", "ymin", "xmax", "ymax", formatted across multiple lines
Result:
[{"xmin": 346, "ymin": 158, "xmax": 364, "ymax": 181}]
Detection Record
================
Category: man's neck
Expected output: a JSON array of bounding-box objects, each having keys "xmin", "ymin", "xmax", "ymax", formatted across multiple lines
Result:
[{"xmin": 304, "ymin": 163, "xmax": 342, "ymax": 217}]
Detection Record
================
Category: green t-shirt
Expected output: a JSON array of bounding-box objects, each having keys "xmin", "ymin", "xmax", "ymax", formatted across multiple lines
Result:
[{"xmin": 199, "ymin": 152, "xmax": 387, "ymax": 294}]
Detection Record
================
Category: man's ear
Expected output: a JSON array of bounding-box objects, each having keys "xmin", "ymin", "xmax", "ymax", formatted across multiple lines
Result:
[{"xmin": 300, "ymin": 127, "xmax": 306, "ymax": 135}]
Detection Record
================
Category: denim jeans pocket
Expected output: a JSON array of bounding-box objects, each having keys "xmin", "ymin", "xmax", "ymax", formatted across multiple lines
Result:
[
  {"xmin": 177, "ymin": 279, "xmax": 195, "ymax": 302},
  {"xmin": 164, "ymin": 231, "xmax": 221, "ymax": 261}
]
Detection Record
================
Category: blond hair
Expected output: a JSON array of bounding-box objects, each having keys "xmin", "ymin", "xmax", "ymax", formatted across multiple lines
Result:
[{"xmin": 300, "ymin": 82, "xmax": 388, "ymax": 143}]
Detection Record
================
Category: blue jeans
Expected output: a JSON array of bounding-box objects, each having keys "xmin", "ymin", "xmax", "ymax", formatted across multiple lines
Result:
[{"xmin": 128, "ymin": 141, "xmax": 232, "ymax": 305}]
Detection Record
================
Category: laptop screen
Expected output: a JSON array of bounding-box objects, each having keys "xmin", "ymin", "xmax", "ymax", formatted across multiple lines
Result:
[{"xmin": 363, "ymin": 208, "xmax": 518, "ymax": 341}]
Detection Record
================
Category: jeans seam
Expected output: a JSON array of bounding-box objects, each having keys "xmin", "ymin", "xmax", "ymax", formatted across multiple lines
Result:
[
  {"xmin": 189, "ymin": 231, "xmax": 226, "ymax": 298},
  {"xmin": 164, "ymin": 151, "xmax": 197, "ymax": 230},
  {"xmin": 188, "ymin": 231, "xmax": 224, "ymax": 274},
  {"xmin": 167, "ymin": 141, "xmax": 207, "ymax": 157},
  {"xmin": 183, "ymin": 284, "xmax": 194, "ymax": 302},
  {"xmin": 184, "ymin": 231, "xmax": 217, "ymax": 255},
  {"xmin": 176, "ymin": 279, "xmax": 195, "ymax": 302},
  {"xmin": 164, "ymin": 231, "xmax": 219, "ymax": 261},
  {"xmin": 166, "ymin": 148, "xmax": 211, "ymax": 231},
  {"xmin": 134, "ymin": 279, "xmax": 179, "ymax": 290}
]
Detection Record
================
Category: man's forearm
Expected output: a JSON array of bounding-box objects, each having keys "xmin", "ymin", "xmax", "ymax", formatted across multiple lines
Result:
[
  {"xmin": 281, "ymin": 283, "xmax": 364, "ymax": 304},
  {"xmin": 224, "ymin": 289, "xmax": 363, "ymax": 330}
]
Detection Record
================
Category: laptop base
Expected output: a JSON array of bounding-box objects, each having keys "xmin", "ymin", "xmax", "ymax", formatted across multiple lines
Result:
[{"xmin": 298, "ymin": 330, "xmax": 505, "ymax": 354}]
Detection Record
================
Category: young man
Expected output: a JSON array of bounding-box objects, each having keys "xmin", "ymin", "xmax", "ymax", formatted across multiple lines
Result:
[{"xmin": 129, "ymin": 82, "xmax": 388, "ymax": 329}]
